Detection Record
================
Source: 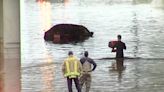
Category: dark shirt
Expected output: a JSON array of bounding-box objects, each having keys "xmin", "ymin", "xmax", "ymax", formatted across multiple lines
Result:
[
  {"xmin": 80, "ymin": 57, "xmax": 97, "ymax": 71},
  {"xmin": 113, "ymin": 41, "xmax": 126, "ymax": 58}
]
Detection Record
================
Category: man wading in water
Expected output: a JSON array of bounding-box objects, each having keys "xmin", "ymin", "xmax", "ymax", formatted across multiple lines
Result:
[
  {"xmin": 79, "ymin": 51, "xmax": 97, "ymax": 92},
  {"xmin": 112, "ymin": 35, "xmax": 126, "ymax": 70}
]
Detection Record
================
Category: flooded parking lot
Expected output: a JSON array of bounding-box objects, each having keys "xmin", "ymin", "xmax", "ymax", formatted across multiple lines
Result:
[{"xmin": 21, "ymin": 0, "xmax": 164, "ymax": 92}]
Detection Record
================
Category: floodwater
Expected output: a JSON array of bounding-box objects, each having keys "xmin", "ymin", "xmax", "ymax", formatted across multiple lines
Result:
[{"xmin": 21, "ymin": 0, "xmax": 164, "ymax": 92}]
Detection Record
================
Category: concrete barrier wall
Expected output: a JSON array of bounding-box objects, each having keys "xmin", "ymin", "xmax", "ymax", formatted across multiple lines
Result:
[
  {"xmin": 0, "ymin": 0, "xmax": 3, "ymax": 43},
  {"xmin": 3, "ymin": 0, "xmax": 20, "ymax": 47},
  {"xmin": 1, "ymin": 0, "xmax": 21, "ymax": 92},
  {"xmin": 0, "ymin": 0, "xmax": 4, "ymax": 92}
]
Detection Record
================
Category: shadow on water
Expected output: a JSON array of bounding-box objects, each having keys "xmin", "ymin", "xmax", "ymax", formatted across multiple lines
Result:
[
  {"xmin": 36, "ymin": 0, "xmax": 65, "ymax": 3},
  {"xmin": 97, "ymin": 56, "xmax": 164, "ymax": 60},
  {"xmin": 133, "ymin": 0, "xmax": 152, "ymax": 4}
]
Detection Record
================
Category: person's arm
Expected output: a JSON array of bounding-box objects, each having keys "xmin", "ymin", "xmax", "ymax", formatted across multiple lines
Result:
[
  {"xmin": 124, "ymin": 43, "xmax": 126, "ymax": 50},
  {"xmin": 80, "ymin": 58, "xmax": 83, "ymax": 64},
  {"xmin": 80, "ymin": 58, "xmax": 85, "ymax": 64},
  {"xmin": 90, "ymin": 59, "xmax": 97, "ymax": 71}
]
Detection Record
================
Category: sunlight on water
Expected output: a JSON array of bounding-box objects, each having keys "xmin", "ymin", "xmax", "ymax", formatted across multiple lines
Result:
[
  {"xmin": 40, "ymin": 53, "xmax": 55, "ymax": 92},
  {"xmin": 38, "ymin": 0, "xmax": 52, "ymax": 31}
]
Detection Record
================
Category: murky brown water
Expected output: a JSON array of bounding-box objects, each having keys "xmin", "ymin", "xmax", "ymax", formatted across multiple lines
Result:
[{"xmin": 21, "ymin": 0, "xmax": 164, "ymax": 92}]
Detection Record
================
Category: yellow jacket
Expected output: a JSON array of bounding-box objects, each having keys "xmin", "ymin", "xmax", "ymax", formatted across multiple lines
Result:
[{"xmin": 62, "ymin": 55, "xmax": 82, "ymax": 78}]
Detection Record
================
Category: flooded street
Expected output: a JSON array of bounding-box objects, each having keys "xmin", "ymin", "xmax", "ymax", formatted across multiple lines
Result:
[{"xmin": 21, "ymin": 0, "xmax": 164, "ymax": 92}]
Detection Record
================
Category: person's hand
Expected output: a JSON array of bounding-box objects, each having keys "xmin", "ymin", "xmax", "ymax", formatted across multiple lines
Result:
[{"xmin": 112, "ymin": 48, "xmax": 116, "ymax": 52}]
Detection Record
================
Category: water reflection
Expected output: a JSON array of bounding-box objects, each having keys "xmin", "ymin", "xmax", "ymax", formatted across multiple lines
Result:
[
  {"xmin": 131, "ymin": 11, "xmax": 139, "ymax": 58},
  {"xmin": 109, "ymin": 60, "xmax": 125, "ymax": 82},
  {"xmin": 133, "ymin": 61, "xmax": 140, "ymax": 89},
  {"xmin": 64, "ymin": 0, "xmax": 69, "ymax": 4},
  {"xmin": 40, "ymin": 53, "xmax": 55, "ymax": 92},
  {"xmin": 37, "ymin": 0, "xmax": 52, "ymax": 31}
]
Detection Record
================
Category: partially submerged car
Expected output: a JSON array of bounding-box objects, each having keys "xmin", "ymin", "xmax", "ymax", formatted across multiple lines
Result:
[{"xmin": 44, "ymin": 24, "xmax": 93, "ymax": 43}]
